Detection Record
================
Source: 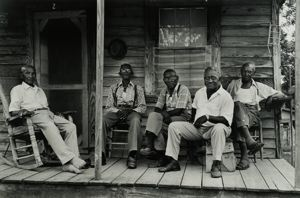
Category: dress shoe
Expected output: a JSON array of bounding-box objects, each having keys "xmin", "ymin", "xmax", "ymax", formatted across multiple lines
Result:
[
  {"xmin": 158, "ymin": 159, "xmax": 180, "ymax": 172},
  {"xmin": 140, "ymin": 147, "xmax": 158, "ymax": 158},
  {"xmin": 248, "ymin": 142, "xmax": 264, "ymax": 155},
  {"xmin": 127, "ymin": 156, "xmax": 137, "ymax": 169},
  {"xmin": 211, "ymin": 160, "xmax": 222, "ymax": 178}
]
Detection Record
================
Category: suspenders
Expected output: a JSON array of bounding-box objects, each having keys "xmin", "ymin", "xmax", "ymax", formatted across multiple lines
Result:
[
  {"xmin": 163, "ymin": 84, "xmax": 181, "ymax": 110},
  {"xmin": 113, "ymin": 84, "xmax": 137, "ymax": 108}
]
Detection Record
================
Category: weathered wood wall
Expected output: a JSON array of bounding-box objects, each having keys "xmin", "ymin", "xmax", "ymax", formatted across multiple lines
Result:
[
  {"xmin": 0, "ymin": 3, "xmax": 29, "ymax": 153},
  {"xmin": 0, "ymin": 0, "xmax": 281, "ymax": 159},
  {"xmin": 102, "ymin": 1, "xmax": 145, "ymax": 98},
  {"xmin": 220, "ymin": 0, "xmax": 277, "ymax": 158}
]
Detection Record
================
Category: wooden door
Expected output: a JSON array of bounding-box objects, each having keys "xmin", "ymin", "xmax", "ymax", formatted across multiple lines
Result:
[{"xmin": 33, "ymin": 11, "xmax": 89, "ymax": 150}]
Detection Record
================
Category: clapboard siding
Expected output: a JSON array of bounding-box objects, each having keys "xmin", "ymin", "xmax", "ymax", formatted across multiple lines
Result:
[
  {"xmin": 103, "ymin": 4, "xmax": 145, "ymax": 99},
  {"xmin": 0, "ymin": 4, "xmax": 28, "ymax": 153},
  {"xmin": 220, "ymin": 3, "xmax": 276, "ymax": 158}
]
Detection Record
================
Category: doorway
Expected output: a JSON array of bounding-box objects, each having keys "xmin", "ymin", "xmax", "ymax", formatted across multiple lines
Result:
[{"xmin": 33, "ymin": 11, "xmax": 89, "ymax": 150}]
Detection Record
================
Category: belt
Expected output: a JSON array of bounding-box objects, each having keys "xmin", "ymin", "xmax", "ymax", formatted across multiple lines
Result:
[
  {"xmin": 117, "ymin": 105, "xmax": 132, "ymax": 108},
  {"xmin": 33, "ymin": 107, "xmax": 49, "ymax": 111}
]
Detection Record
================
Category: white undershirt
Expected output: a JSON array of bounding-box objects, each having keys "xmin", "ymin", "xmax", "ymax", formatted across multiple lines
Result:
[{"xmin": 234, "ymin": 87, "xmax": 257, "ymax": 105}]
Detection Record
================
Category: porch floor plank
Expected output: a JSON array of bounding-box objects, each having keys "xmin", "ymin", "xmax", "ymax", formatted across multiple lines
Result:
[
  {"xmin": 158, "ymin": 160, "xmax": 187, "ymax": 188},
  {"xmin": 69, "ymin": 158, "xmax": 119, "ymax": 183},
  {"xmin": 181, "ymin": 162, "xmax": 202, "ymax": 189},
  {"xmin": 135, "ymin": 166, "xmax": 164, "ymax": 187},
  {"xmin": 0, "ymin": 157, "xmax": 297, "ymax": 195},
  {"xmin": 0, "ymin": 164, "xmax": 13, "ymax": 172},
  {"xmin": 0, "ymin": 167, "xmax": 23, "ymax": 180},
  {"xmin": 24, "ymin": 167, "xmax": 62, "ymax": 182},
  {"xmin": 222, "ymin": 170, "xmax": 246, "ymax": 190},
  {"xmin": 89, "ymin": 159, "xmax": 127, "ymax": 184},
  {"xmin": 269, "ymin": 159, "xmax": 295, "ymax": 187},
  {"xmin": 3, "ymin": 169, "xmax": 40, "ymax": 182},
  {"xmin": 202, "ymin": 167, "xmax": 223, "ymax": 190},
  {"xmin": 46, "ymin": 171, "xmax": 77, "ymax": 183},
  {"xmin": 240, "ymin": 161, "xmax": 268, "ymax": 191},
  {"xmin": 112, "ymin": 161, "xmax": 148, "ymax": 186},
  {"xmin": 257, "ymin": 159, "xmax": 293, "ymax": 191}
]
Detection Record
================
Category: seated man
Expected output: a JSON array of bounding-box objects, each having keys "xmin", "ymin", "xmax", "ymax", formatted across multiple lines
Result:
[
  {"xmin": 227, "ymin": 62, "xmax": 292, "ymax": 170},
  {"xmin": 140, "ymin": 69, "xmax": 192, "ymax": 166},
  {"xmin": 159, "ymin": 67, "xmax": 234, "ymax": 178},
  {"xmin": 9, "ymin": 65, "xmax": 85, "ymax": 173},
  {"xmin": 103, "ymin": 63, "xmax": 146, "ymax": 169}
]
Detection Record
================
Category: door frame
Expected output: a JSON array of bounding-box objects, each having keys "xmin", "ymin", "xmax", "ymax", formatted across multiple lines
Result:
[{"xmin": 33, "ymin": 10, "xmax": 89, "ymax": 149}]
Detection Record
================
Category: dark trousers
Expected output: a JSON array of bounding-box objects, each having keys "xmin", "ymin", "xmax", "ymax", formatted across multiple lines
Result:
[
  {"xmin": 102, "ymin": 111, "xmax": 141, "ymax": 153},
  {"xmin": 232, "ymin": 101, "xmax": 260, "ymax": 142}
]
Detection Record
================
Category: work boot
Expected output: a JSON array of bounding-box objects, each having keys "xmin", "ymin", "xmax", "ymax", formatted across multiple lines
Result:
[{"xmin": 211, "ymin": 160, "xmax": 222, "ymax": 178}]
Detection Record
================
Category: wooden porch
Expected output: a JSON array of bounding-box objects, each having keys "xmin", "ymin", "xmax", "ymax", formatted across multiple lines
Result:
[{"xmin": 0, "ymin": 157, "xmax": 299, "ymax": 197}]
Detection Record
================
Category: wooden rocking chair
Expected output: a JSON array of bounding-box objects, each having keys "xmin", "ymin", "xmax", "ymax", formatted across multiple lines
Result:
[{"xmin": 0, "ymin": 84, "xmax": 74, "ymax": 169}]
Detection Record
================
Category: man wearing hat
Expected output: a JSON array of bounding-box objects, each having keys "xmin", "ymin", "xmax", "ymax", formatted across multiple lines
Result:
[{"xmin": 102, "ymin": 63, "xmax": 146, "ymax": 169}]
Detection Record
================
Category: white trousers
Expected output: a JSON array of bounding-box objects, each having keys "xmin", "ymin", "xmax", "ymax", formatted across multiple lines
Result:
[
  {"xmin": 166, "ymin": 121, "xmax": 231, "ymax": 161},
  {"xmin": 30, "ymin": 110, "xmax": 79, "ymax": 164}
]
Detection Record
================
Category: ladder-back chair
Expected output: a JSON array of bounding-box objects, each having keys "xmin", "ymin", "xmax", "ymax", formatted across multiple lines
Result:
[
  {"xmin": 0, "ymin": 83, "xmax": 75, "ymax": 169},
  {"xmin": 0, "ymin": 83, "xmax": 43, "ymax": 169}
]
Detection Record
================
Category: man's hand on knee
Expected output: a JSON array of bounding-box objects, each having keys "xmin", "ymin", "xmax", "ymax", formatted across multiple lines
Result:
[
  {"xmin": 161, "ymin": 111, "xmax": 171, "ymax": 124},
  {"xmin": 193, "ymin": 115, "xmax": 207, "ymax": 129},
  {"xmin": 18, "ymin": 109, "xmax": 34, "ymax": 117}
]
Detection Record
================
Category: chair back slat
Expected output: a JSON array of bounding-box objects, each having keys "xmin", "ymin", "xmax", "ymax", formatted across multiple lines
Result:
[{"xmin": 0, "ymin": 83, "xmax": 10, "ymax": 119}]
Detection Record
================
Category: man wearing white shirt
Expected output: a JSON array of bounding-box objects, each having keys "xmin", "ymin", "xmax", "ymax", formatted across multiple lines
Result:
[
  {"xmin": 9, "ymin": 65, "xmax": 85, "ymax": 173},
  {"xmin": 158, "ymin": 67, "xmax": 234, "ymax": 178}
]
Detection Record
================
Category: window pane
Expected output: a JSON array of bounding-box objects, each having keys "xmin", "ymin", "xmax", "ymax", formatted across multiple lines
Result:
[
  {"xmin": 174, "ymin": 28, "xmax": 190, "ymax": 47},
  {"xmin": 191, "ymin": 8, "xmax": 207, "ymax": 27},
  {"xmin": 159, "ymin": 28, "xmax": 175, "ymax": 47},
  {"xmin": 190, "ymin": 27, "xmax": 207, "ymax": 46},
  {"xmin": 175, "ymin": 9, "xmax": 189, "ymax": 27},
  {"xmin": 160, "ymin": 9, "xmax": 175, "ymax": 27}
]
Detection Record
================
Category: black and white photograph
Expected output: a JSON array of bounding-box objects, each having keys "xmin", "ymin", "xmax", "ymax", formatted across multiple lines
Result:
[{"xmin": 0, "ymin": 0, "xmax": 298, "ymax": 197}]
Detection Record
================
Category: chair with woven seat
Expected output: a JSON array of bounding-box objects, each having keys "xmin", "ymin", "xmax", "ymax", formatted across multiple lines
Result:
[
  {"xmin": 107, "ymin": 122, "xmax": 129, "ymax": 158},
  {"xmin": 0, "ymin": 83, "xmax": 74, "ymax": 169}
]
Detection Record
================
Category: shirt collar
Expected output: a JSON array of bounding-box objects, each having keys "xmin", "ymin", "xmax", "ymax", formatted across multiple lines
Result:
[
  {"xmin": 22, "ymin": 82, "xmax": 38, "ymax": 90},
  {"xmin": 117, "ymin": 81, "xmax": 134, "ymax": 88},
  {"xmin": 238, "ymin": 78, "xmax": 258, "ymax": 88},
  {"xmin": 205, "ymin": 85, "xmax": 225, "ymax": 100},
  {"xmin": 166, "ymin": 83, "xmax": 180, "ymax": 95}
]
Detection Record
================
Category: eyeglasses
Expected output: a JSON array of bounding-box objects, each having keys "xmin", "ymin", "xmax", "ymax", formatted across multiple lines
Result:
[
  {"xmin": 164, "ymin": 76, "xmax": 177, "ymax": 81},
  {"xmin": 120, "ymin": 68, "xmax": 132, "ymax": 73}
]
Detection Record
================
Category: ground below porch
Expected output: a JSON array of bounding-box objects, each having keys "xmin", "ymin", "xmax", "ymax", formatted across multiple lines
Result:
[{"xmin": 0, "ymin": 158, "xmax": 299, "ymax": 198}]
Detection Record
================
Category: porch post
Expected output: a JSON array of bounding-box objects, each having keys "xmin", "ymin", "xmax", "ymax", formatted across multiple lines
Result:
[
  {"xmin": 95, "ymin": 0, "xmax": 105, "ymax": 180},
  {"xmin": 295, "ymin": 0, "xmax": 300, "ymax": 189}
]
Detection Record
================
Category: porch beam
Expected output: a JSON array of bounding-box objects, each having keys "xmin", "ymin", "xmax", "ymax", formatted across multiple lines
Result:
[
  {"xmin": 295, "ymin": 0, "xmax": 300, "ymax": 189},
  {"xmin": 95, "ymin": 0, "xmax": 105, "ymax": 180}
]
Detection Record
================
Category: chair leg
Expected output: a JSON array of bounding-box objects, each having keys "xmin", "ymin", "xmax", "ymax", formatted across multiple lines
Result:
[
  {"xmin": 259, "ymin": 121, "xmax": 264, "ymax": 161},
  {"xmin": 3, "ymin": 142, "xmax": 10, "ymax": 157}
]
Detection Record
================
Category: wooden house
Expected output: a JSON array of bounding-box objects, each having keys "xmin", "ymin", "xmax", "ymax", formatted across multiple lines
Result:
[
  {"xmin": 1, "ymin": 0, "xmax": 300, "ymax": 197},
  {"xmin": 0, "ymin": 0, "xmax": 284, "ymax": 157}
]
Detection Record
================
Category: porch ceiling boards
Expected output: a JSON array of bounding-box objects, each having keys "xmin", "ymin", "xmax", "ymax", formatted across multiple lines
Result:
[{"xmin": 0, "ymin": 158, "xmax": 299, "ymax": 195}]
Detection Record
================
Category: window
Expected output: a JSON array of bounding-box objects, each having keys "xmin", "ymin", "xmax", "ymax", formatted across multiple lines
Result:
[
  {"xmin": 155, "ymin": 7, "xmax": 209, "ymax": 95},
  {"xmin": 159, "ymin": 8, "xmax": 207, "ymax": 47}
]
